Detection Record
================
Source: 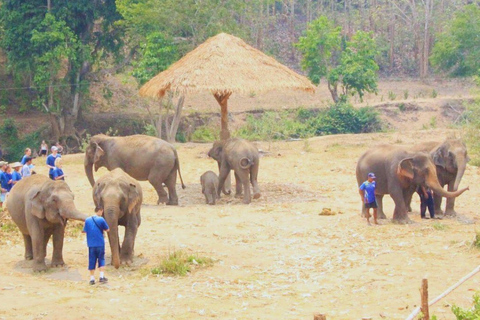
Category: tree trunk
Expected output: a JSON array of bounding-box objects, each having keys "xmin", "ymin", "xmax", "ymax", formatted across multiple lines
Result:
[
  {"xmin": 214, "ymin": 93, "xmax": 232, "ymax": 140},
  {"xmin": 166, "ymin": 95, "xmax": 185, "ymax": 143},
  {"xmin": 327, "ymin": 82, "xmax": 339, "ymax": 103}
]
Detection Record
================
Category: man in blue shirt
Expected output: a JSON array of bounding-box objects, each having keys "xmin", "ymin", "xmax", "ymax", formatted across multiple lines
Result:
[
  {"xmin": 52, "ymin": 158, "xmax": 66, "ymax": 181},
  {"xmin": 46, "ymin": 146, "xmax": 61, "ymax": 180},
  {"xmin": 20, "ymin": 148, "xmax": 32, "ymax": 165},
  {"xmin": 0, "ymin": 161, "xmax": 8, "ymax": 208},
  {"xmin": 359, "ymin": 172, "xmax": 378, "ymax": 225},
  {"xmin": 83, "ymin": 207, "xmax": 110, "ymax": 285}
]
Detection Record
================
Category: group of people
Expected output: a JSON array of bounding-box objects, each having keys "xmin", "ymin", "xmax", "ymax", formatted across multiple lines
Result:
[
  {"xmin": 0, "ymin": 143, "xmax": 65, "ymax": 208},
  {"xmin": 359, "ymin": 173, "xmax": 436, "ymax": 225}
]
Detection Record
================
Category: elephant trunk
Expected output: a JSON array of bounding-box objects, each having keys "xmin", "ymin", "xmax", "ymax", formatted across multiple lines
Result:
[
  {"xmin": 427, "ymin": 173, "xmax": 468, "ymax": 198},
  {"xmin": 85, "ymin": 158, "xmax": 95, "ymax": 187},
  {"xmin": 453, "ymin": 156, "xmax": 467, "ymax": 191},
  {"xmin": 105, "ymin": 205, "xmax": 120, "ymax": 269},
  {"xmin": 61, "ymin": 207, "xmax": 87, "ymax": 221}
]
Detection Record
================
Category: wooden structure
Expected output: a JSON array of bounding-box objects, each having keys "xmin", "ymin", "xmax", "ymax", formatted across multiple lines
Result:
[{"xmin": 139, "ymin": 32, "xmax": 315, "ymax": 140}]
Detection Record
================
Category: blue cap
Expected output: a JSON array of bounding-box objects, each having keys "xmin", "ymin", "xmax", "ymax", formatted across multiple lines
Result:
[{"xmin": 368, "ymin": 172, "xmax": 376, "ymax": 179}]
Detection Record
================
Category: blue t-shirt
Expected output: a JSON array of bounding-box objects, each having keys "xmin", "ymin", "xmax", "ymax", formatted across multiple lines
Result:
[
  {"xmin": 4, "ymin": 173, "xmax": 12, "ymax": 191},
  {"xmin": 360, "ymin": 180, "xmax": 376, "ymax": 204},
  {"xmin": 0, "ymin": 171, "xmax": 8, "ymax": 191},
  {"xmin": 12, "ymin": 171, "xmax": 22, "ymax": 182},
  {"xmin": 21, "ymin": 155, "xmax": 29, "ymax": 165},
  {"xmin": 46, "ymin": 154, "xmax": 61, "ymax": 173},
  {"xmin": 83, "ymin": 216, "xmax": 109, "ymax": 247},
  {"xmin": 52, "ymin": 167, "xmax": 64, "ymax": 180}
]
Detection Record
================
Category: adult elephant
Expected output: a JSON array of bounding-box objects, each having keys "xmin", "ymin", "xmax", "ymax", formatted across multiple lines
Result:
[
  {"xmin": 208, "ymin": 138, "xmax": 260, "ymax": 204},
  {"xmin": 408, "ymin": 139, "xmax": 469, "ymax": 216},
  {"xmin": 93, "ymin": 168, "xmax": 142, "ymax": 269},
  {"xmin": 356, "ymin": 144, "xmax": 469, "ymax": 223},
  {"xmin": 84, "ymin": 134, "xmax": 185, "ymax": 205},
  {"xmin": 6, "ymin": 175, "xmax": 87, "ymax": 271}
]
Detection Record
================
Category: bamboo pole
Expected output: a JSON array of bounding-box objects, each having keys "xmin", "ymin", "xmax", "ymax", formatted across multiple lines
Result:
[
  {"xmin": 421, "ymin": 278, "xmax": 429, "ymax": 320},
  {"xmin": 405, "ymin": 265, "xmax": 480, "ymax": 320}
]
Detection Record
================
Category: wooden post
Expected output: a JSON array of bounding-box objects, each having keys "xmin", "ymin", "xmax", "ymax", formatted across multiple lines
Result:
[
  {"xmin": 313, "ymin": 314, "xmax": 326, "ymax": 320},
  {"xmin": 421, "ymin": 278, "xmax": 429, "ymax": 320},
  {"xmin": 214, "ymin": 92, "xmax": 232, "ymax": 141}
]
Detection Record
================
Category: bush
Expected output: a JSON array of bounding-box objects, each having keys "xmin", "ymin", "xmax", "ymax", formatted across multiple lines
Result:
[
  {"xmin": 0, "ymin": 118, "xmax": 42, "ymax": 162},
  {"xmin": 191, "ymin": 125, "xmax": 219, "ymax": 142},
  {"xmin": 452, "ymin": 293, "xmax": 480, "ymax": 319}
]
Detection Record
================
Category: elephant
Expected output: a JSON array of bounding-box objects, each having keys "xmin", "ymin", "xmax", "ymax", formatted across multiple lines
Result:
[
  {"xmin": 208, "ymin": 138, "xmax": 260, "ymax": 204},
  {"xmin": 93, "ymin": 168, "xmax": 142, "ymax": 269},
  {"xmin": 406, "ymin": 139, "xmax": 469, "ymax": 216},
  {"xmin": 6, "ymin": 175, "xmax": 87, "ymax": 271},
  {"xmin": 85, "ymin": 134, "xmax": 185, "ymax": 205},
  {"xmin": 356, "ymin": 144, "xmax": 469, "ymax": 223},
  {"xmin": 200, "ymin": 171, "xmax": 219, "ymax": 205}
]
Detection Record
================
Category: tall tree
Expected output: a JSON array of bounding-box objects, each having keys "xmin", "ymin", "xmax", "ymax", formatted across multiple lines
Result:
[{"xmin": 0, "ymin": 0, "xmax": 123, "ymax": 143}]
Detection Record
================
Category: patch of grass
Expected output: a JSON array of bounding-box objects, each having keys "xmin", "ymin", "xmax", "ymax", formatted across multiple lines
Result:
[
  {"xmin": 398, "ymin": 103, "xmax": 406, "ymax": 112},
  {"xmin": 388, "ymin": 90, "xmax": 396, "ymax": 100},
  {"xmin": 303, "ymin": 140, "xmax": 312, "ymax": 152},
  {"xmin": 431, "ymin": 89, "xmax": 438, "ymax": 98},
  {"xmin": 452, "ymin": 293, "xmax": 480, "ymax": 319},
  {"xmin": 0, "ymin": 220, "xmax": 17, "ymax": 233},
  {"xmin": 403, "ymin": 89, "xmax": 409, "ymax": 100},
  {"xmin": 249, "ymin": 91, "xmax": 256, "ymax": 98},
  {"xmin": 151, "ymin": 250, "xmax": 214, "ymax": 276},
  {"xmin": 432, "ymin": 222, "xmax": 448, "ymax": 231},
  {"xmin": 191, "ymin": 125, "xmax": 219, "ymax": 142},
  {"xmin": 472, "ymin": 230, "xmax": 480, "ymax": 249},
  {"xmin": 65, "ymin": 221, "xmax": 84, "ymax": 237},
  {"xmin": 430, "ymin": 116, "xmax": 437, "ymax": 128}
]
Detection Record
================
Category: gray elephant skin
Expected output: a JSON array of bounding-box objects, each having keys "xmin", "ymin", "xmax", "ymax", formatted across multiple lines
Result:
[
  {"xmin": 93, "ymin": 168, "xmax": 142, "ymax": 269},
  {"xmin": 408, "ymin": 139, "xmax": 469, "ymax": 216},
  {"xmin": 85, "ymin": 134, "xmax": 185, "ymax": 205},
  {"xmin": 200, "ymin": 171, "xmax": 219, "ymax": 205},
  {"xmin": 208, "ymin": 138, "xmax": 261, "ymax": 204},
  {"xmin": 6, "ymin": 175, "xmax": 87, "ymax": 271},
  {"xmin": 356, "ymin": 144, "xmax": 469, "ymax": 223}
]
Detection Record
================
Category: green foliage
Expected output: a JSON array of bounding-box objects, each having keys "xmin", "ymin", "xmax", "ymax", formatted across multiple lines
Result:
[
  {"xmin": 235, "ymin": 104, "xmax": 381, "ymax": 141},
  {"xmin": 398, "ymin": 103, "xmax": 406, "ymax": 112},
  {"xmin": 462, "ymin": 97, "xmax": 480, "ymax": 166},
  {"xmin": 472, "ymin": 231, "xmax": 480, "ymax": 249},
  {"xmin": 388, "ymin": 91, "xmax": 397, "ymax": 100},
  {"xmin": 296, "ymin": 16, "xmax": 379, "ymax": 102},
  {"xmin": 1, "ymin": 220, "xmax": 17, "ymax": 233},
  {"xmin": 431, "ymin": 89, "xmax": 438, "ymax": 98},
  {"xmin": 432, "ymin": 222, "xmax": 448, "ymax": 231},
  {"xmin": 431, "ymin": 4, "xmax": 480, "ymax": 77},
  {"xmin": 143, "ymin": 123, "xmax": 157, "ymax": 137},
  {"xmin": 151, "ymin": 250, "xmax": 214, "ymax": 276},
  {"xmin": 452, "ymin": 293, "xmax": 480, "ymax": 319},
  {"xmin": 79, "ymin": 133, "xmax": 91, "ymax": 153},
  {"xmin": 191, "ymin": 126, "xmax": 220, "ymax": 142},
  {"xmin": 0, "ymin": 118, "xmax": 42, "ymax": 162},
  {"xmin": 132, "ymin": 32, "xmax": 179, "ymax": 85},
  {"xmin": 404, "ymin": 90, "xmax": 409, "ymax": 100}
]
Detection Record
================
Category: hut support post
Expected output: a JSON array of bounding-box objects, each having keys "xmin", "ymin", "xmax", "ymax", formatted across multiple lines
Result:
[
  {"xmin": 421, "ymin": 278, "xmax": 429, "ymax": 320},
  {"xmin": 214, "ymin": 92, "xmax": 232, "ymax": 141}
]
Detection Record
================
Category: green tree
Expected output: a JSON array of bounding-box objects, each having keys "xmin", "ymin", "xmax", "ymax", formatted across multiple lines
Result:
[
  {"xmin": 295, "ymin": 16, "xmax": 379, "ymax": 102},
  {"xmin": 0, "ymin": 0, "xmax": 123, "ymax": 144},
  {"xmin": 430, "ymin": 4, "xmax": 480, "ymax": 77}
]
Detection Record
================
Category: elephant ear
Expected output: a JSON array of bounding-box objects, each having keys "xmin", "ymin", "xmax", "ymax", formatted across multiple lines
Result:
[
  {"xmin": 432, "ymin": 145, "xmax": 447, "ymax": 168},
  {"xmin": 397, "ymin": 157, "xmax": 414, "ymax": 180},
  {"xmin": 127, "ymin": 183, "xmax": 141, "ymax": 214},
  {"xmin": 93, "ymin": 144, "xmax": 105, "ymax": 164},
  {"xmin": 28, "ymin": 190, "xmax": 45, "ymax": 219},
  {"xmin": 93, "ymin": 181, "xmax": 105, "ymax": 208}
]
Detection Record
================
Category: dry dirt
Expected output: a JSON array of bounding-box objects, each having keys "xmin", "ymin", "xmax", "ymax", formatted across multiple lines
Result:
[{"xmin": 1, "ymin": 128, "xmax": 480, "ymax": 320}]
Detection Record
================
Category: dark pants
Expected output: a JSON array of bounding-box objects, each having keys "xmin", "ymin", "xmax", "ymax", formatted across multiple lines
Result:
[{"xmin": 418, "ymin": 191, "xmax": 435, "ymax": 218}]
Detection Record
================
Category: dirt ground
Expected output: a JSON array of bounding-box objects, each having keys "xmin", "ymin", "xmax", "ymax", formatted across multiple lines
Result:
[{"xmin": 1, "ymin": 128, "xmax": 480, "ymax": 320}]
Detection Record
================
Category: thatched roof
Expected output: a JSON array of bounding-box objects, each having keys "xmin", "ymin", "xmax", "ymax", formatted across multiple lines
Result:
[{"xmin": 139, "ymin": 33, "xmax": 315, "ymax": 98}]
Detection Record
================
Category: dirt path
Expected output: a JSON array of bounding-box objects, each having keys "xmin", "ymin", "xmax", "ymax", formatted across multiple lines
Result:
[{"xmin": 1, "ymin": 128, "xmax": 479, "ymax": 320}]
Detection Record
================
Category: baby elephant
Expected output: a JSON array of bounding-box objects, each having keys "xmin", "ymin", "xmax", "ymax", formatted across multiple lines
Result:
[{"xmin": 200, "ymin": 171, "xmax": 219, "ymax": 205}]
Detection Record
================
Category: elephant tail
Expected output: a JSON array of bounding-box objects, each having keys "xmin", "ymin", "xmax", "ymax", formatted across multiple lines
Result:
[
  {"xmin": 174, "ymin": 150, "xmax": 186, "ymax": 189},
  {"xmin": 239, "ymin": 157, "xmax": 254, "ymax": 170}
]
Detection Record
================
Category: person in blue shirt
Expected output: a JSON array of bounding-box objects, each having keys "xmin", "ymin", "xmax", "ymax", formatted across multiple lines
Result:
[
  {"xmin": 52, "ymin": 158, "xmax": 66, "ymax": 181},
  {"xmin": 20, "ymin": 148, "xmax": 32, "ymax": 165},
  {"xmin": 83, "ymin": 206, "xmax": 110, "ymax": 285},
  {"xmin": 10, "ymin": 162, "xmax": 23, "ymax": 185},
  {"xmin": 359, "ymin": 172, "xmax": 378, "ymax": 225},
  {"xmin": 0, "ymin": 161, "xmax": 8, "ymax": 208},
  {"xmin": 4, "ymin": 165, "xmax": 13, "ymax": 192},
  {"xmin": 46, "ymin": 146, "xmax": 61, "ymax": 180},
  {"xmin": 21, "ymin": 157, "xmax": 34, "ymax": 177}
]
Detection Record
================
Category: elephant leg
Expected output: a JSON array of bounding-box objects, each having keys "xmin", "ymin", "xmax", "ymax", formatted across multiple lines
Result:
[
  {"xmin": 391, "ymin": 188, "xmax": 411, "ymax": 224},
  {"xmin": 234, "ymin": 172, "xmax": 243, "ymax": 198},
  {"xmin": 23, "ymin": 234, "xmax": 33, "ymax": 260},
  {"xmin": 30, "ymin": 225, "xmax": 48, "ymax": 272},
  {"xmin": 217, "ymin": 163, "xmax": 231, "ymax": 197},
  {"xmin": 444, "ymin": 182, "xmax": 457, "ymax": 216},
  {"xmin": 376, "ymin": 195, "xmax": 387, "ymax": 219},
  {"xmin": 433, "ymin": 191, "xmax": 444, "ymax": 215},
  {"xmin": 250, "ymin": 164, "xmax": 261, "ymax": 199},
  {"xmin": 218, "ymin": 162, "xmax": 231, "ymax": 195},
  {"xmin": 404, "ymin": 189, "xmax": 415, "ymax": 213},
  {"xmin": 164, "ymin": 169, "xmax": 179, "ymax": 206},
  {"xmin": 121, "ymin": 215, "xmax": 138, "ymax": 265},
  {"xmin": 148, "ymin": 171, "xmax": 169, "ymax": 205},
  {"xmin": 51, "ymin": 225, "xmax": 65, "ymax": 267},
  {"xmin": 238, "ymin": 170, "xmax": 252, "ymax": 204}
]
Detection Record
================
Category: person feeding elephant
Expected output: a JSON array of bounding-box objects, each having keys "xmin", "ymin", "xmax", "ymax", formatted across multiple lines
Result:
[{"xmin": 359, "ymin": 172, "xmax": 378, "ymax": 225}]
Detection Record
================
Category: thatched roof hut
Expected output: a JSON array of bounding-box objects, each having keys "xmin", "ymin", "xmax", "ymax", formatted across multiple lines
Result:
[{"xmin": 139, "ymin": 32, "xmax": 315, "ymax": 139}]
